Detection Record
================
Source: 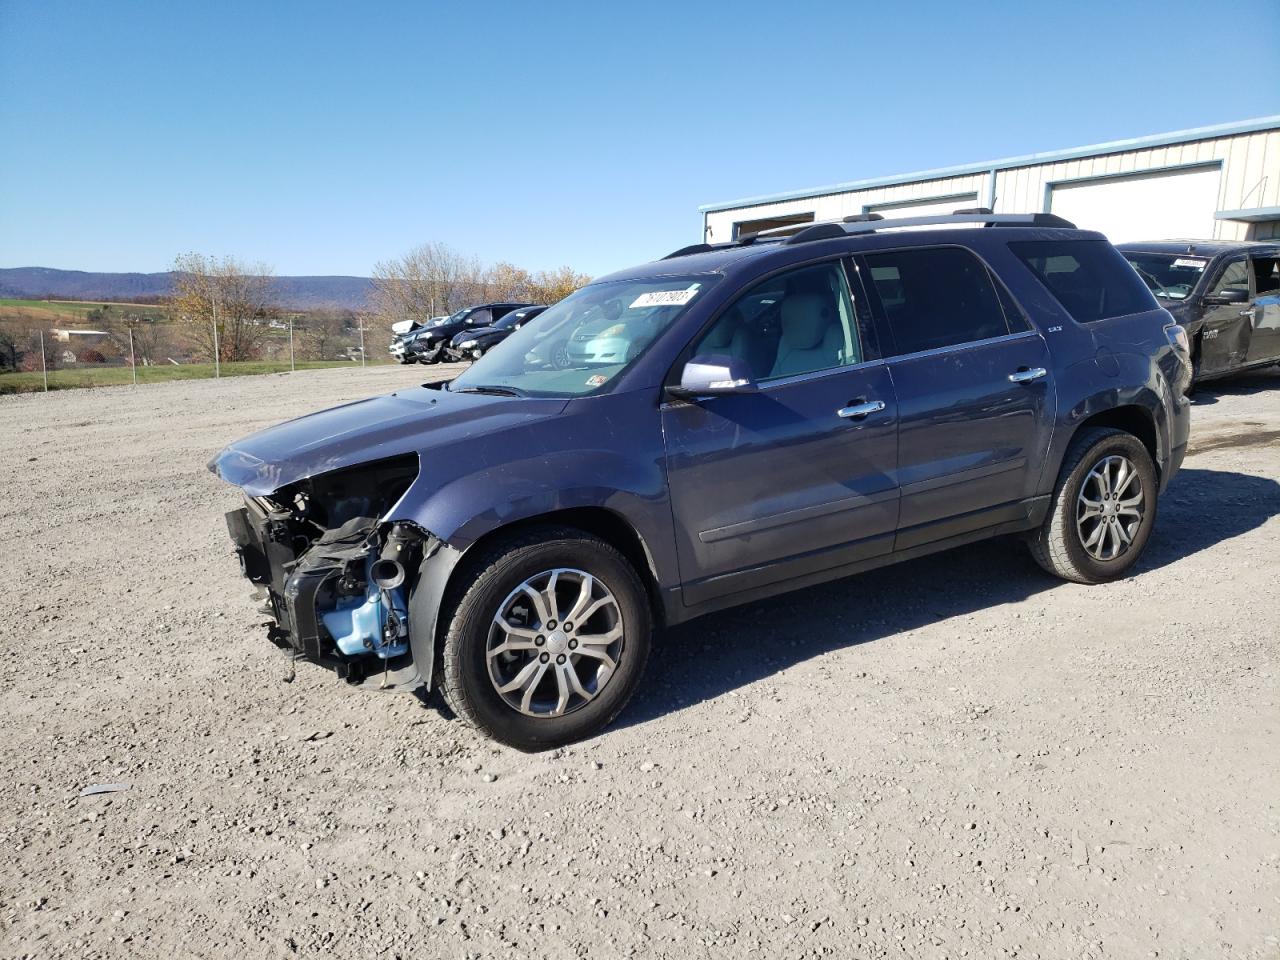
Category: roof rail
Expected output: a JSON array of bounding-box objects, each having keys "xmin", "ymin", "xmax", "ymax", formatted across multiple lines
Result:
[
  {"xmin": 754, "ymin": 211, "xmax": 1077, "ymax": 240},
  {"xmin": 662, "ymin": 211, "xmax": 1077, "ymax": 259}
]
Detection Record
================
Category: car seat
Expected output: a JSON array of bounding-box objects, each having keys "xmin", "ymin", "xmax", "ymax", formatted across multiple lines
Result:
[{"xmin": 770, "ymin": 292, "xmax": 842, "ymax": 377}]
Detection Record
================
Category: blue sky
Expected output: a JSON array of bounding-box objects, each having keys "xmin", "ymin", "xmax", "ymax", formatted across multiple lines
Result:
[{"xmin": 1, "ymin": 0, "xmax": 1277, "ymax": 278}]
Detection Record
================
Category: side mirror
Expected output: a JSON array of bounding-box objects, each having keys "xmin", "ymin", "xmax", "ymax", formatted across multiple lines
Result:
[
  {"xmin": 1203, "ymin": 287, "xmax": 1249, "ymax": 306},
  {"xmin": 668, "ymin": 354, "xmax": 758, "ymax": 399}
]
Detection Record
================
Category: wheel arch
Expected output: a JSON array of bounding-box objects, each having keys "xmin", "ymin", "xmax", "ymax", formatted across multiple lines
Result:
[
  {"xmin": 407, "ymin": 506, "xmax": 666, "ymax": 692},
  {"xmin": 1070, "ymin": 405, "xmax": 1159, "ymax": 475}
]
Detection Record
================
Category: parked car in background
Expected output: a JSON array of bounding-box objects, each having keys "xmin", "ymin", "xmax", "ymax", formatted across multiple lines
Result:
[
  {"xmin": 406, "ymin": 302, "xmax": 534, "ymax": 364},
  {"xmin": 446, "ymin": 305, "xmax": 547, "ymax": 361},
  {"xmin": 212, "ymin": 212, "xmax": 1190, "ymax": 749},
  {"xmin": 1119, "ymin": 240, "xmax": 1280, "ymax": 388},
  {"xmin": 390, "ymin": 316, "xmax": 448, "ymax": 364}
]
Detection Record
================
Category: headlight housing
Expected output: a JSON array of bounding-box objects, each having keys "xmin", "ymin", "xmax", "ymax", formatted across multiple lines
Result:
[{"xmin": 458, "ymin": 339, "xmax": 478, "ymax": 350}]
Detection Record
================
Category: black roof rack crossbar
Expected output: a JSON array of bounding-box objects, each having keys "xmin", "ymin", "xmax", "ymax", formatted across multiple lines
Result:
[
  {"xmin": 783, "ymin": 223, "xmax": 849, "ymax": 245},
  {"xmin": 843, "ymin": 213, "xmax": 885, "ymax": 223},
  {"xmin": 662, "ymin": 243, "xmax": 716, "ymax": 259}
]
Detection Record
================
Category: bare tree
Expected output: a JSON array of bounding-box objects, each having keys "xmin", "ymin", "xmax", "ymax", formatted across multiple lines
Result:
[
  {"xmin": 301, "ymin": 309, "xmax": 349, "ymax": 360},
  {"xmin": 0, "ymin": 324, "xmax": 20, "ymax": 372},
  {"xmin": 172, "ymin": 253, "xmax": 276, "ymax": 363},
  {"xmin": 482, "ymin": 261, "xmax": 535, "ymax": 302},
  {"xmin": 529, "ymin": 266, "xmax": 593, "ymax": 304},
  {"xmin": 370, "ymin": 242, "xmax": 485, "ymax": 332}
]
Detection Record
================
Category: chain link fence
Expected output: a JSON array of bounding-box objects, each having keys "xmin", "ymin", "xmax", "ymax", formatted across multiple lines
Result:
[{"xmin": 0, "ymin": 306, "xmax": 393, "ymax": 395}]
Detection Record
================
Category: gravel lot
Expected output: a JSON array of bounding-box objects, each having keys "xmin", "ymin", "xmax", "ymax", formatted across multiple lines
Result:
[{"xmin": 1, "ymin": 363, "xmax": 1278, "ymax": 960}]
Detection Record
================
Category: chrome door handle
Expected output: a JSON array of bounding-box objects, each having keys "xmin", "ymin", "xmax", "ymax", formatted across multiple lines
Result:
[
  {"xmin": 1008, "ymin": 367, "xmax": 1048, "ymax": 384},
  {"xmin": 837, "ymin": 400, "xmax": 886, "ymax": 419}
]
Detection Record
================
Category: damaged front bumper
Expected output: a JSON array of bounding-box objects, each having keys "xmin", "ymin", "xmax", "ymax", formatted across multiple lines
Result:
[{"xmin": 226, "ymin": 496, "xmax": 434, "ymax": 690}]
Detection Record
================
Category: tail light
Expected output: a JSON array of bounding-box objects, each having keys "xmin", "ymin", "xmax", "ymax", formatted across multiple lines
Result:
[{"xmin": 1164, "ymin": 324, "xmax": 1192, "ymax": 394}]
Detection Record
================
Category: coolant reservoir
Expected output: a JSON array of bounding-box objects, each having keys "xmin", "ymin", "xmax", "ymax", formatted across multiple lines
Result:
[{"xmin": 320, "ymin": 563, "xmax": 409, "ymax": 659}]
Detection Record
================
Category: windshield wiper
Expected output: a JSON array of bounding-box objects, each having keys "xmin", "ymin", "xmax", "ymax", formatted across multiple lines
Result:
[
  {"xmin": 1134, "ymin": 265, "xmax": 1172, "ymax": 299},
  {"xmin": 451, "ymin": 384, "xmax": 526, "ymax": 397}
]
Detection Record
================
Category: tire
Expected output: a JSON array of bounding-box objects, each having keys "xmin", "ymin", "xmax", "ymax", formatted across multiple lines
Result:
[
  {"xmin": 438, "ymin": 526, "xmax": 652, "ymax": 750},
  {"xmin": 1029, "ymin": 427, "xmax": 1158, "ymax": 584}
]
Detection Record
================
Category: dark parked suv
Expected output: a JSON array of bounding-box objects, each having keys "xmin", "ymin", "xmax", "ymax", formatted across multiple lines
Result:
[
  {"xmin": 405, "ymin": 302, "xmax": 534, "ymax": 364},
  {"xmin": 1118, "ymin": 240, "xmax": 1280, "ymax": 387},
  {"xmin": 445, "ymin": 304, "xmax": 547, "ymax": 361},
  {"xmin": 211, "ymin": 212, "xmax": 1191, "ymax": 749}
]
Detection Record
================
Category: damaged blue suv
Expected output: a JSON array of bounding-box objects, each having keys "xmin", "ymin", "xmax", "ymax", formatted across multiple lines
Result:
[{"xmin": 211, "ymin": 212, "xmax": 1192, "ymax": 749}]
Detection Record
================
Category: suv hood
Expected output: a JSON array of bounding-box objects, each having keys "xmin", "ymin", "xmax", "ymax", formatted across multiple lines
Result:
[
  {"xmin": 452, "ymin": 325, "xmax": 508, "ymax": 344},
  {"xmin": 209, "ymin": 386, "xmax": 569, "ymax": 496}
]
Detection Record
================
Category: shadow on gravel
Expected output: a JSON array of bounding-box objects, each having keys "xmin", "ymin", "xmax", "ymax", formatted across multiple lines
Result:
[
  {"xmin": 1189, "ymin": 367, "xmax": 1280, "ymax": 406},
  {"xmin": 618, "ymin": 467, "xmax": 1280, "ymax": 730}
]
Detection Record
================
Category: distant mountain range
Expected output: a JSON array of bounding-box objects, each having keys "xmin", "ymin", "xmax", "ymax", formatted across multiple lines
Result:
[{"xmin": 0, "ymin": 267, "xmax": 375, "ymax": 311}]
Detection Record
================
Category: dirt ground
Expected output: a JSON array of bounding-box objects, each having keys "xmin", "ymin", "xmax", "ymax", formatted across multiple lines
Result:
[{"xmin": 1, "ymin": 363, "xmax": 1278, "ymax": 960}]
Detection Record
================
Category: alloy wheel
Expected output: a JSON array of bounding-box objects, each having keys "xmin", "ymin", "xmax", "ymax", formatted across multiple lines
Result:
[
  {"xmin": 486, "ymin": 568, "xmax": 624, "ymax": 717},
  {"xmin": 1075, "ymin": 454, "xmax": 1145, "ymax": 561}
]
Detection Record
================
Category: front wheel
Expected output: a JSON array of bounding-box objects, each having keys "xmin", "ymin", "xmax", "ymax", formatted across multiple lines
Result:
[
  {"xmin": 1029, "ymin": 427, "xmax": 1158, "ymax": 584},
  {"xmin": 438, "ymin": 527, "xmax": 652, "ymax": 750}
]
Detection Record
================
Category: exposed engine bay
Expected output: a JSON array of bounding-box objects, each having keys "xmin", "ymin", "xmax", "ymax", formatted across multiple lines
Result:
[{"xmin": 223, "ymin": 455, "xmax": 433, "ymax": 689}]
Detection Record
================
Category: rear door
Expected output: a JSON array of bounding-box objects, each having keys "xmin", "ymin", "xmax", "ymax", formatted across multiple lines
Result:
[
  {"xmin": 1246, "ymin": 254, "xmax": 1280, "ymax": 364},
  {"xmin": 662, "ymin": 259, "xmax": 899, "ymax": 605},
  {"xmin": 858, "ymin": 246, "xmax": 1055, "ymax": 549}
]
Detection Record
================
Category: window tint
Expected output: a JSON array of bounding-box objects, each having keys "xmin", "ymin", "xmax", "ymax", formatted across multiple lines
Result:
[
  {"xmin": 1211, "ymin": 260, "xmax": 1250, "ymax": 297},
  {"xmin": 1011, "ymin": 239, "xmax": 1156, "ymax": 323},
  {"xmin": 691, "ymin": 261, "xmax": 861, "ymax": 381},
  {"xmin": 864, "ymin": 247, "xmax": 1012, "ymax": 355},
  {"xmin": 1249, "ymin": 258, "xmax": 1279, "ymax": 295}
]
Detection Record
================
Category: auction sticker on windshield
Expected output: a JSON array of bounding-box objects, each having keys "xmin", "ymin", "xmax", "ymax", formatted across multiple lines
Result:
[
  {"xmin": 630, "ymin": 284, "xmax": 701, "ymax": 309},
  {"xmin": 1172, "ymin": 258, "xmax": 1208, "ymax": 270}
]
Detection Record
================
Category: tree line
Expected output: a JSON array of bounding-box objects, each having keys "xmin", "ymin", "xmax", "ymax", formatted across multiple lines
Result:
[{"xmin": 0, "ymin": 242, "xmax": 592, "ymax": 373}]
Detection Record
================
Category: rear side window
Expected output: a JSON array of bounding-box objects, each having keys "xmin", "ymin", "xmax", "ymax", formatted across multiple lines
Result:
[
  {"xmin": 864, "ymin": 247, "xmax": 1014, "ymax": 356},
  {"xmin": 1011, "ymin": 240, "xmax": 1156, "ymax": 322}
]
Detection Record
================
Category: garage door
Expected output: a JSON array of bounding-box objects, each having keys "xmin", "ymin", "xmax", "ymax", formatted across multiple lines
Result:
[
  {"xmin": 1048, "ymin": 165, "xmax": 1221, "ymax": 243},
  {"xmin": 865, "ymin": 194, "xmax": 980, "ymax": 227}
]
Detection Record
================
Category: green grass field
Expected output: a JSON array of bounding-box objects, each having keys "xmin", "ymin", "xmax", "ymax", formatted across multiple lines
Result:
[
  {"xmin": 0, "ymin": 298, "xmax": 167, "ymax": 321},
  {"xmin": 0, "ymin": 359, "xmax": 376, "ymax": 394}
]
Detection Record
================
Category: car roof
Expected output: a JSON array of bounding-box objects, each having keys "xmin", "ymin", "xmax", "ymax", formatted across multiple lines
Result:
[
  {"xmin": 1117, "ymin": 239, "xmax": 1280, "ymax": 257},
  {"xmin": 594, "ymin": 225, "xmax": 1108, "ymax": 285}
]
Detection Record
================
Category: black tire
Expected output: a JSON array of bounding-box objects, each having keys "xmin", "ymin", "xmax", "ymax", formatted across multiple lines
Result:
[
  {"xmin": 1029, "ymin": 427, "xmax": 1159, "ymax": 584},
  {"xmin": 438, "ymin": 526, "xmax": 652, "ymax": 750}
]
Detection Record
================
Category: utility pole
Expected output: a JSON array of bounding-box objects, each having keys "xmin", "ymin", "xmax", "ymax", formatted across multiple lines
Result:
[
  {"xmin": 358, "ymin": 320, "xmax": 367, "ymax": 367},
  {"xmin": 212, "ymin": 291, "xmax": 221, "ymax": 378},
  {"xmin": 289, "ymin": 316, "xmax": 295, "ymax": 372},
  {"xmin": 129, "ymin": 328, "xmax": 137, "ymax": 385},
  {"xmin": 39, "ymin": 329, "xmax": 48, "ymax": 392}
]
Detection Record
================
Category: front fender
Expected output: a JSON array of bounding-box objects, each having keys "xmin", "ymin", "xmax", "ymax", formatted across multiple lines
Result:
[{"xmin": 390, "ymin": 390, "xmax": 678, "ymax": 689}]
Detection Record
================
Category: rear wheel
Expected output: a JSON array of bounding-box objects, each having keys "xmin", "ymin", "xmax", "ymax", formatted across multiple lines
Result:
[
  {"xmin": 1029, "ymin": 427, "xmax": 1158, "ymax": 584},
  {"xmin": 439, "ymin": 527, "xmax": 651, "ymax": 750}
]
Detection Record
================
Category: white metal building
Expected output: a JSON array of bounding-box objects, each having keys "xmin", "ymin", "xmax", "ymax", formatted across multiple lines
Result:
[{"xmin": 700, "ymin": 117, "xmax": 1280, "ymax": 245}]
